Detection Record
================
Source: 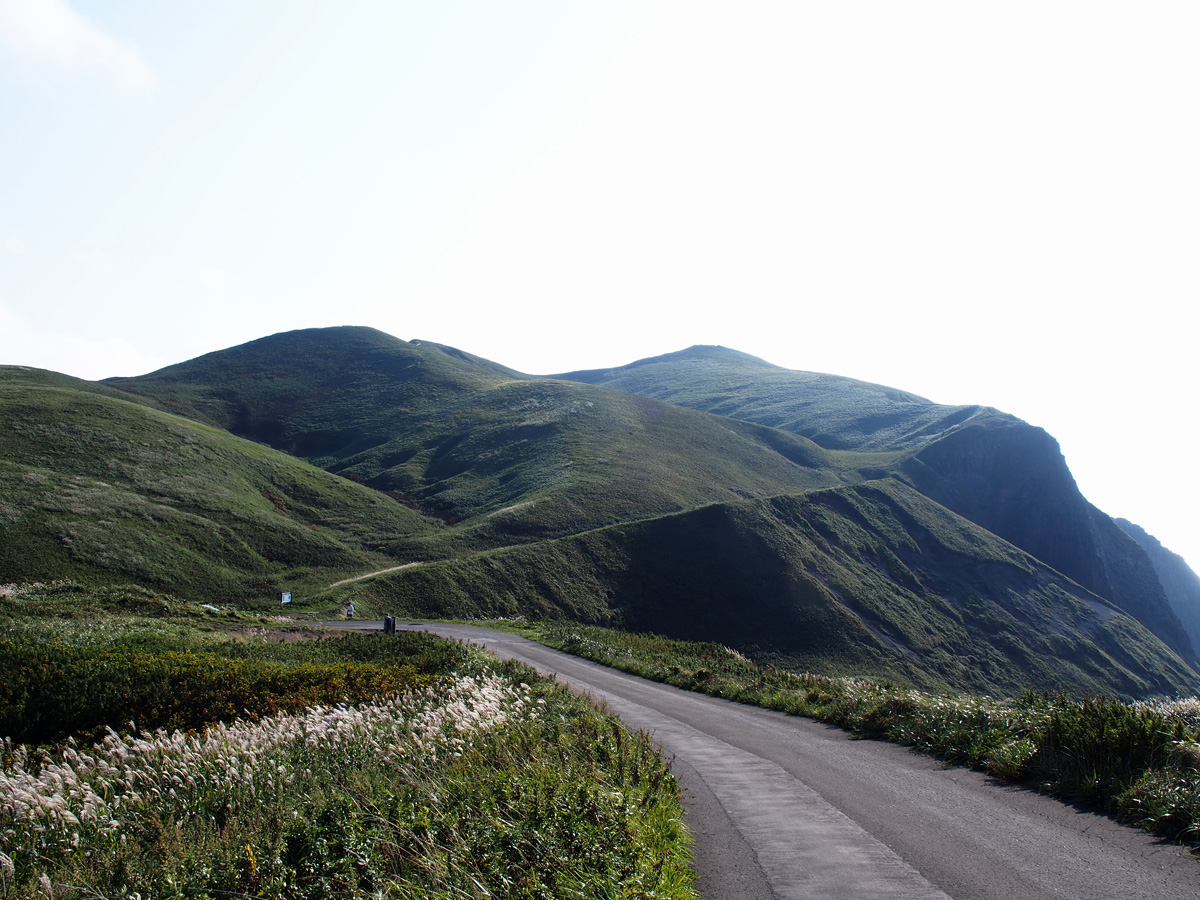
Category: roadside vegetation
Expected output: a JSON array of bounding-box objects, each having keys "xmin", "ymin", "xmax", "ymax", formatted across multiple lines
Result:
[
  {"xmin": 524, "ymin": 622, "xmax": 1200, "ymax": 847},
  {"xmin": 0, "ymin": 583, "xmax": 696, "ymax": 899}
]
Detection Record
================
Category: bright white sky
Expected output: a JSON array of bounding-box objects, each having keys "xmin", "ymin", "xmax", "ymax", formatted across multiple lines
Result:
[{"xmin": 2, "ymin": 1, "xmax": 1197, "ymax": 569}]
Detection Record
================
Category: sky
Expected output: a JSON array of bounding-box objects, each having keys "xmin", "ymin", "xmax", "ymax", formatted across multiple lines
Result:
[{"xmin": 1, "ymin": 1, "xmax": 1197, "ymax": 568}]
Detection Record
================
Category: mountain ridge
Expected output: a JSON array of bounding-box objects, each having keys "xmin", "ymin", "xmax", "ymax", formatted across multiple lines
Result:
[
  {"xmin": 338, "ymin": 479, "xmax": 1198, "ymax": 698},
  {"xmin": 559, "ymin": 343, "xmax": 1196, "ymax": 664},
  {"xmin": 4, "ymin": 326, "xmax": 1196, "ymax": 698}
]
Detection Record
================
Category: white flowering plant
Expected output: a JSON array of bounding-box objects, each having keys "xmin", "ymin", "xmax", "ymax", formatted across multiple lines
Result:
[{"xmin": 1, "ymin": 631, "xmax": 695, "ymax": 899}]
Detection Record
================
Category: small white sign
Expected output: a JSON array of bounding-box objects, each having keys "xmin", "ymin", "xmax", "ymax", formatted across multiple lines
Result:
[{"xmin": 281, "ymin": 592, "xmax": 292, "ymax": 605}]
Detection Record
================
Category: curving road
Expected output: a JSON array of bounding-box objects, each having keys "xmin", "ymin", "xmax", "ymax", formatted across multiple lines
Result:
[{"xmin": 326, "ymin": 620, "xmax": 1200, "ymax": 899}]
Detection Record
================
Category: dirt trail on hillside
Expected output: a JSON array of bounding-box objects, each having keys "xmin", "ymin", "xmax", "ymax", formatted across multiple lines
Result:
[{"xmin": 325, "ymin": 562, "xmax": 424, "ymax": 589}]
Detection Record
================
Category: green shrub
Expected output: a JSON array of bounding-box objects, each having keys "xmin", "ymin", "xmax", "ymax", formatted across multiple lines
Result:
[
  {"xmin": 0, "ymin": 629, "xmax": 468, "ymax": 745},
  {"xmin": 1027, "ymin": 697, "xmax": 1171, "ymax": 807}
]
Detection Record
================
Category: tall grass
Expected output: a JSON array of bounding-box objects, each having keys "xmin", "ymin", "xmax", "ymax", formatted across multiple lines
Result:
[
  {"xmin": 2, "ymin": 665, "xmax": 695, "ymax": 898},
  {"xmin": 529, "ymin": 623, "xmax": 1200, "ymax": 846},
  {"xmin": 0, "ymin": 589, "xmax": 696, "ymax": 898}
]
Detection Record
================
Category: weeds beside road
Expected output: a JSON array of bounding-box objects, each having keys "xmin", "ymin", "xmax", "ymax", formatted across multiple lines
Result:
[{"xmin": 523, "ymin": 622, "xmax": 1200, "ymax": 848}]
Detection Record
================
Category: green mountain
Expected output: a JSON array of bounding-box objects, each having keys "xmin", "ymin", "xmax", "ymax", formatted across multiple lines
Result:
[
  {"xmin": 1, "ymin": 327, "xmax": 1196, "ymax": 698},
  {"xmin": 0, "ymin": 365, "xmax": 434, "ymax": 605},
  {"xmin": 106, "ymin": 328, "xmax": 854, "ymax": 549},
  {"xmin": 561, "ymin": 344, "xmax": 991, "ymax": 451},
  {"xmin": 560, "ymin": 346, "xmax": 1196, "ymax": 664}
]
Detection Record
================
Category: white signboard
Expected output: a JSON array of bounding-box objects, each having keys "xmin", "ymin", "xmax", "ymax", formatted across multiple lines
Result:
[{"xmin": 281, "ymin": 592, "xmax": 292, "ymax": 605}]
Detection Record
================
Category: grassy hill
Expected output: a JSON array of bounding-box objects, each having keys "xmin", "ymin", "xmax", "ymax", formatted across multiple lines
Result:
[
  {"xmin": 560, "ymin": 345, "xmax": 1197, "ymax": 664},
  {"xmin": 0, "ymin": 365, "xmax": 436, "ymax": 606},
  {"xmin": 559, "ymin": 345, "xmax": 996, "ymax": 452},
  {"xmin": 106, "ymin": 327, "xmax": 524, "ymax": 461},
  {"xmin": 107, "ymin": 328, "xmax": 862, "ymax": 549},
  {"xmin": 3, "ymin": 327, "xmax": 1197, "ymax": 698},
  {"xmin": 326, "ymin": 479, "xmax": 1198, "ymax": 698}
]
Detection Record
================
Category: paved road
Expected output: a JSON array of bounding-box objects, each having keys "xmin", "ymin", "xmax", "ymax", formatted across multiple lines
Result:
[{"xmin": 324, "ymin": 620, "xmax": 1200, "ymax": 899}]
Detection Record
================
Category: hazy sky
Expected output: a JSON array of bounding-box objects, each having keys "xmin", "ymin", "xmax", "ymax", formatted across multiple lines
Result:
[{"xmin": 2, "ymin": 1, "xmax": 1197, "ymax": 568}]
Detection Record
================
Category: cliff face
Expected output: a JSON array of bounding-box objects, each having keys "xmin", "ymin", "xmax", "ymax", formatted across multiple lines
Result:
[
  {"xmin": 901, "ymin": 418, "xmax": 1196, "ymax": 664},
  {"xmin": 1117, "ymin": 519, "xmax": 1200, "ymax": 660}
]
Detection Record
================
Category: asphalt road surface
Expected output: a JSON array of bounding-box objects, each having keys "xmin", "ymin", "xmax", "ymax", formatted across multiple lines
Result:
[{"xmin": 323, "ymin": 620, "xmax": 1200, "ymax": 899}]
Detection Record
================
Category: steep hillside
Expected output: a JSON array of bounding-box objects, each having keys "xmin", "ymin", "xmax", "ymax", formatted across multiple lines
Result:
[
  {"xmin": 1117, "ymin": 518, "xmax": 1200, "ymax": 658},
  {"xmin": 333, "ymin": 480, "xmax": 1199, "ymax": 699},
  {"xmin": 561, "ymin": 346, "xmax": 1196, "ymax": 663},
  {"xmin": 900, "ymin": 418, "xmax": 1194, "ymax": 662},
  {"xmin": 107, "ymin": 328, "xmax": 858, "ymax": 547},
  {"xmin": 0, "ymin": 366, "xmax": 435, "ymax": 605}
]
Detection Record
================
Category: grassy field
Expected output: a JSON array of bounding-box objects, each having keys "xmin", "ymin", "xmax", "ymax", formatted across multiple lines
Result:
[
  {"xmin": 519, "ymin": 622, "xmax": 1200, "ymax": 848},
  {"xmin": 0, "ymin": 367, "xmax": 437, "ymax": 605},
  {"xmin": 0, "ymin": 583, "xmax": 696, "ymax": 899}
]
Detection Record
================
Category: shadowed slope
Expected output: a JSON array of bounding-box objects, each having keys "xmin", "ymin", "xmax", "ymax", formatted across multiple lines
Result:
[
  {"xmin": 1117, "ymin": 518, "xmax": 1200, "ymax": 658},
  {"xmin": 339, "ymin": 479, "xmax": 1199, "ymax": 699},
  {"xmin": 901, "ymin": 416, "xmax": 1195, "ymax": 661},
  {"xmin": 561, "ymin": 345, "xmax": 1196, "ymax": 663}
]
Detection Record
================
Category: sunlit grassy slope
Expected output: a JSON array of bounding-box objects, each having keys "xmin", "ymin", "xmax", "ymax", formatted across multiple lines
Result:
[
  {"xmin": 0, "ymin": 366, "xmax": 436, "ymax": 605},
  {"xmin": 559, "ymin": 344, "xmax": 997, "ymax": 452},
  {"xmin": 106, "ymin": 327, "xmax": 863, "ymax": 548}
]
